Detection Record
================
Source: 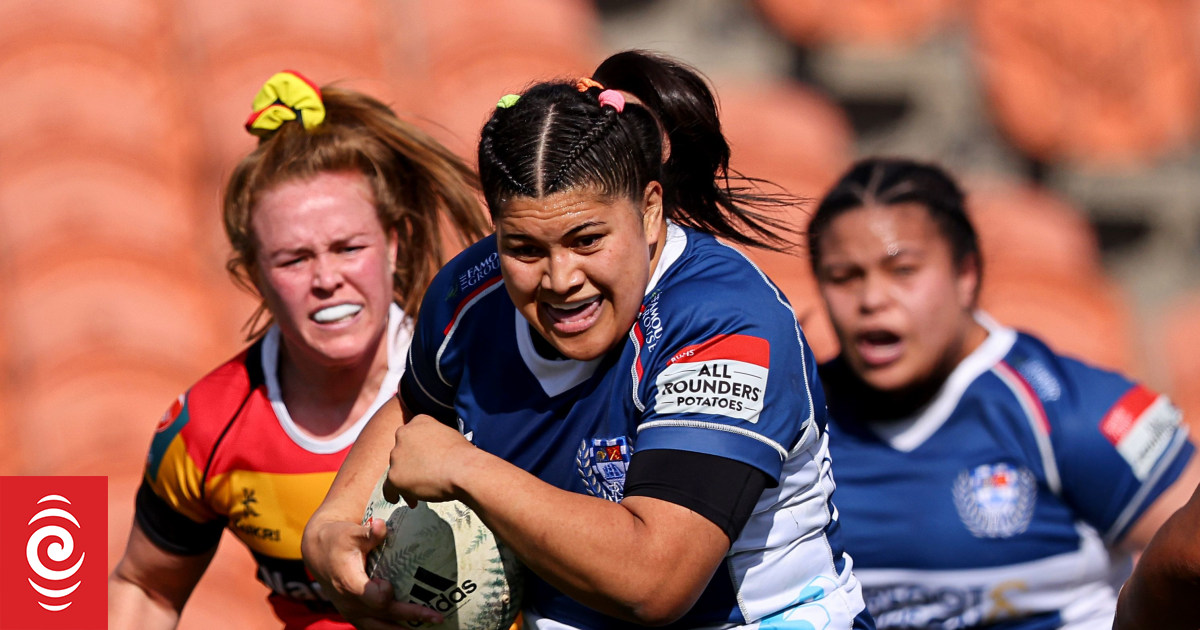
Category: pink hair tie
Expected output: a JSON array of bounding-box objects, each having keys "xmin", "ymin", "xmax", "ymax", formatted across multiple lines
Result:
[{"xmin": 597, "ymin": 89, "xmax": 625, "ymax": 113}]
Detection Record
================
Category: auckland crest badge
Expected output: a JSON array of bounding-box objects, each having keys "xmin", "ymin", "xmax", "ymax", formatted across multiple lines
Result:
[
  {"xmin": 576, "ymin": 437, "xmax": 632, "ymax": 502},
  {"xmin": 953, "ymin": 462, "xmax": 1037, "ymax": 538}
]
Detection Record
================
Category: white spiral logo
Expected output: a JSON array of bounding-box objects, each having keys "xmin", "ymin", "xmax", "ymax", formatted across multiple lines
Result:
[{"xmin": 26, "ymin": 494, "xmax": 84, "ymax": 612}]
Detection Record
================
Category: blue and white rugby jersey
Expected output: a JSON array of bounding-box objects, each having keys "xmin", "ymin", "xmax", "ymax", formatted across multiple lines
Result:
[
  {"xmin": 823, "ymin": 313, "xmax": 1194, "ymax": 630},
  {"xmin": 401, "ymin": 223, "xmax": 872, "ymax": 630}
]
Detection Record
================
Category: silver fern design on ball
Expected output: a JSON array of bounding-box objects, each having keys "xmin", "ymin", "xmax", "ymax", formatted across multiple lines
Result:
[{"xmin": 362, "ymin": 472, "xmax": 523, "ymax": 629}]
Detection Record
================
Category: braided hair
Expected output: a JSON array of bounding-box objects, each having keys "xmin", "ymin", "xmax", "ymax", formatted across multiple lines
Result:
[{"xmin": 478, "ymin": 50, "xmax": 799, "ymax": 250}]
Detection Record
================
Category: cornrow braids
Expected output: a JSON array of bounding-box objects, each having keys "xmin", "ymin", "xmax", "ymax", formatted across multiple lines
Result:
[
  {"xmin": 480, "ymin": 117, "xmax": 536, "ymax": 198},
  {"xmin": 809, "ymin": 157, "xmax": 980, "ymax": 278},
  {"xmin": 477, "ymin": 81, "xmax": 660, "ymax": 216},
  {"xmin": 545, "ymin": 106, "xmax": 620, "ymax": 192}
]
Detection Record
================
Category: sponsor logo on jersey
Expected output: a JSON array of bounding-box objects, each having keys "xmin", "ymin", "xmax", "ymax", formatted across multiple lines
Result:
[
  {"xmin": 456, "ymin": 252, "xmax": 500, "ymax": 296},
  {"xmin": 405, "ymin": 566, "xmax": 477, "ymax": 624},
  {"xmin": 232, "ymin": 486, "xmax": 281, "ymax": 542},
  {"xmin": 865, "ymin": 580, "xmax": 1029, "ymax": 628},
  {"xmin": 0, "ymin": 476, "xmax": 107, "ymax": 629},
  {"xmin": 576, "ymin": 436, "xmax": 632, "ymax": 502},
  {"xmin": 952, "ymin": 463, "xmax": 1036, "ymax": 538},
  {"xmin": 258, "ymin": 565, "xmax": 330, "ymax": 603},
  {"xmin": 653, "ymin": 334, "xmax": 769, "ymax": 423},
  {"xmin": 146, "ymin": 394, "xmax": 189, "ymax": 479},
  {"xmin": 639, "ymin": 291, "xmax": 664, "ymax": 353},
  {"xmin": 1099, "ymin": 385, "xmax": 1181, "ymax": 480}
]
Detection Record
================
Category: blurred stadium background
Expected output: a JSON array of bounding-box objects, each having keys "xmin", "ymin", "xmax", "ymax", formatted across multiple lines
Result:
[{"xmin": 1, "ymin": 0, "xmax": 1199, "ymax": 626}]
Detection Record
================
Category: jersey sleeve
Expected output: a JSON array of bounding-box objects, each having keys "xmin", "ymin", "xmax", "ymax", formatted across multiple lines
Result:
[
  {"xmin": 399, "ymin": 235, "xmax": 500, "ymax": 425},
  {"xmin": 136, "ymin": 393, "xmax": 226, "ymax": 555},
  {"xmin": 633, "ymin": 267, "xmax": 817, "ymax": 483},
  {"xmin": 1037, "ymin": 353, "xmax": 1194, "ymax": 543}
]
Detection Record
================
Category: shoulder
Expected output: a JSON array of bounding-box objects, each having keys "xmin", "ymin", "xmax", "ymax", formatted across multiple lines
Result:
[
  {"xmin": 999, "ymin": 330, "xmax": 1140, "ymax": 421},
  {"xmin": 647, "ymin": 227, "xmax": 799, "ymax": 335},
  {"xmin": 415, "ymin": 234, "xmax": 504, "ymax": 333},
  {"xmin": 148, "ymin": 342, "xmax": 265, "ymax": 471}
]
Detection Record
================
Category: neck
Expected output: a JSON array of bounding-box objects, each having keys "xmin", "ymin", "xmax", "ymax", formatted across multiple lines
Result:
[
  {"xmin": 277, "ymin": 329, "xmax": 391, "ymax": 438},
  {"xmin": 846, "ymin": 317, "xmax": 989, "ymax": 422}
]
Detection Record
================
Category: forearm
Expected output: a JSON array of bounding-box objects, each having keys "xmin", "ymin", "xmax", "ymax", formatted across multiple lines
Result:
[
  {"xmin": 451, "ymin": 447, "xmax": 726, "ymax": 624},
  {"xmin": 1115, "ymin": 482, "xmax": 1200, "ymax": 630},
  {"xmin": 108, "ymin": 571, "xmax": 182, "ymax": 630}
]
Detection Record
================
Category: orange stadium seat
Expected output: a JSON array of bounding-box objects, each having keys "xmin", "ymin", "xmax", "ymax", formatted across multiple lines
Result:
[
  {"xmin": 5, "ymin": 255, "xmax": 230, "ymax": 374},
  {"xmin": 1159, "ymin": 292, "xmax": 1200, "ymax": 437},
  {"xmin": 969, "ymin": 0, "xmax": 1200, "ymax": 166},
  {"xmin": 979, "ymin": 273, "xmax": 1137, "ymax": 375},
  {"xmin": 174, "ymin": 0, "xmax": 385, "ymax": 78},
  {"xmin": 719, "ymin": 79, "xmax": 856, "ymax": 200},
  {"xmin": 0, "ymin": 0, "xmax": 173, "ymax": 59},
  {"xmin": 7, "ymin": 354, "xmax": 201, "ymax": 475},
  {"xmin": 0, "ymin": 158, "xmax": 200, "ymax": 264},
  {"xmin": 0, "ymin": 44, "xmax": 195, "ymax": 176},
  {"xmin": 418, "ymin": 53, "xmax": 596, "ymax": 160},
  {"xmin": 752, "ymin": 0, "xmax": 963, "ymax": 49},
  {"xmin": 399, "ymin": 0, "xmax": 598, "ymax": 76},
  {"xmin": 964, "ymin": 177, "xmax": 1104, "ymax": 284}
]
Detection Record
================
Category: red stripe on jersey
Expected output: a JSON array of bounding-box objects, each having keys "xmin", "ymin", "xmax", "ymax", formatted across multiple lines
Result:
[
  {"xmin": 995, "ymin": 361, "xmax": 1050, "ymax": 434},
  {"xmin": 633, "ymin": 321, "xmax": 646, "ymax": 381},
  {"xmin": 1100, "ymin": 384, "xmax": 1159, "ymax": 445},
  {"xmin": 666, "ymin": 334, "xmax": 770, "ymax": 368},
  {"xmin": 444, "ymin": 275, "xmax": 502, "ymax": 336}
]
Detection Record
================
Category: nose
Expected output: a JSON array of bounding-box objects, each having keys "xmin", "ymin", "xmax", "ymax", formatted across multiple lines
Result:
[
  {"xmin": 311, "ymin": 254, "xmax": 343, "ymax": 293},
  {"xmin": 541, "ymin": 250, "xmax": 583, "ymax": 295},
  {"xmin": 859, "ymin": 272, "xmax": 890, "ymax": 313}
]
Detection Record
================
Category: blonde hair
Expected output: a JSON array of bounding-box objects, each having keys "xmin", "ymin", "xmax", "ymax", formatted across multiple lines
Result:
[{"xmin": 223, "ymin": 85, "xmax": 488, "ymax": 338}]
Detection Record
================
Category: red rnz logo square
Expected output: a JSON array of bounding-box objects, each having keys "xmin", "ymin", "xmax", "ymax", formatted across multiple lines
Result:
[{"xmin": 0, "ymin": 476, "xmax": 107, "ymax": 630}]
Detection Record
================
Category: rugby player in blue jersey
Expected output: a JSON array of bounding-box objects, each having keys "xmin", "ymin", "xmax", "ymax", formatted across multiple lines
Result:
[
  {"xmin": 810, "ymin": 157, "xmax": 1200, "ymax": 629},
  {"xmin": 303, "ymin": 50, "xmax": 874, "ymax": 630}
]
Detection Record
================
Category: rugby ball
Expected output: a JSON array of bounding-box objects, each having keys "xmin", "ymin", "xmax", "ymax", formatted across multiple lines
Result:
[{"xmin": 363, "ymin": 472, "xmax": 522, "ymax": 630}]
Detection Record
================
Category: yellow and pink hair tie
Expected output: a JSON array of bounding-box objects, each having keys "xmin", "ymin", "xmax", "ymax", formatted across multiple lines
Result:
[{"xmin": 244, "ymin": 70, "xmax": 325, "ymax": 137}]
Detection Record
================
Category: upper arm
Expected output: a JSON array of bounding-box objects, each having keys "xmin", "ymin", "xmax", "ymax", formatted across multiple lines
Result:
[
  {"xmin": 1049, "ymin": 367, "xmax": 1195, "ymax": 543},
  {"xmin": 616, "ymin": 495, "xmax": 732, "ymax": 621},
  {"xmin": 109, "ymin": 520, "xmax": 216, "ymax": 627},
  {"xmin": 1118, "ymin": 449, "xmax": 1200, "ymax": 551},
  {"xmin": 634, "ymin": 283, "xmax": 813, "ymax": 483}
]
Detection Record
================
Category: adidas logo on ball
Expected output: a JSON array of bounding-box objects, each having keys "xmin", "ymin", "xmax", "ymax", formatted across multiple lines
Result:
[{"xmin": 407, "ymin": 566, "xmax": 477, "ymax": 614}]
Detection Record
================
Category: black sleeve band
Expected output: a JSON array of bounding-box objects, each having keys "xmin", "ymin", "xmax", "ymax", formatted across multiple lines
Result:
[
  {"xmin": 623, "ymin": 449, "xmax": 769, "ymax": 542},
  {"xmin": 134, "ymin": 478, "xmax": 225, "ymax": 556}
]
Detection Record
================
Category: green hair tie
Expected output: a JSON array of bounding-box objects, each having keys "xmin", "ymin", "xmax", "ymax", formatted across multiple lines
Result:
[{"xmin": 496, "ymin": 94, "xmax": 521, "ymax": 109}]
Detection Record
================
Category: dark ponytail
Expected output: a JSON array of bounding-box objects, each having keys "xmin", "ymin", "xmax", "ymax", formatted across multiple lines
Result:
[
  {"xmin": 477, "ymin": 50, "xmax": 800, "ymax": 250},
  {"xmin": 592, "ymin": 50, "xmax": 799, "ymax": 250}
]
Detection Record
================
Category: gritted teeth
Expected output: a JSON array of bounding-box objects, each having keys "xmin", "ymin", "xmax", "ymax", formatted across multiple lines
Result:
[{"xmin": 312, "ymin": 303, "xmax": 363, "ymax": 323}]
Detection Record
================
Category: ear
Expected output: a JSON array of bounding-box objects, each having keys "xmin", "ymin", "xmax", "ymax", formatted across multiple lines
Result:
[
  {"xmin": 386, "ymin": 226, "xmax": 399, "ymax": 269},
  {"xmin": 956, "ymin": 252, "xmax": 981, "ymax": 310},
  {"xmin": 641, "ymin": 181, "xmax": 664, "ymax": 247}
]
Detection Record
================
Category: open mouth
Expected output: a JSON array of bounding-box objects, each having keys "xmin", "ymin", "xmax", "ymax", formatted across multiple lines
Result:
[
  {"xmin": 312, "ymin": 303, "xmax": 363, "ymax": 324},
  {"xmin": 856, "ymin": 329, "xmax": 903, "ymax": 367},
  {"xmin": 542, "ymin": 296, "xmax": 601, "ymax": 334}
]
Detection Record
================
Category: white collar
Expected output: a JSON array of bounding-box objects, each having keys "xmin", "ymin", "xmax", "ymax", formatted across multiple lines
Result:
[{"xmin": 867, "ymin": 311, "xmax": 1016, "ymax": 452}]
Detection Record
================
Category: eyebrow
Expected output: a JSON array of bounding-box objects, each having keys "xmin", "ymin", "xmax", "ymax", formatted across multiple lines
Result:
[{"xmin": 501, "ymin": 219, "xmax": 606, "ymax": 241}]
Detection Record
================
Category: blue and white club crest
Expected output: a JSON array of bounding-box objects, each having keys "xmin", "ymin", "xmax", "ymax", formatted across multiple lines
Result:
[
  {"xmin": 576, "ymin": 436, "xmax": 632, "ymax": 502},
  {"xmin": 952, "ymin": 462, "xmax": 1037, "ymax": 538}
]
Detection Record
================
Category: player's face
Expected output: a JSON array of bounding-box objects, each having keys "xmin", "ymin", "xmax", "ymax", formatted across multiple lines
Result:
[
  {"xmin": 815, "ymin": 202, "xmax": 980, "ymax": 392},
  {"xmin": 496, "ymin": 184, "xmax": 664, "ymax": 361},
  {"xmin": 251, "ymin": 171, "xmax": 397, "ymax": 370}
]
